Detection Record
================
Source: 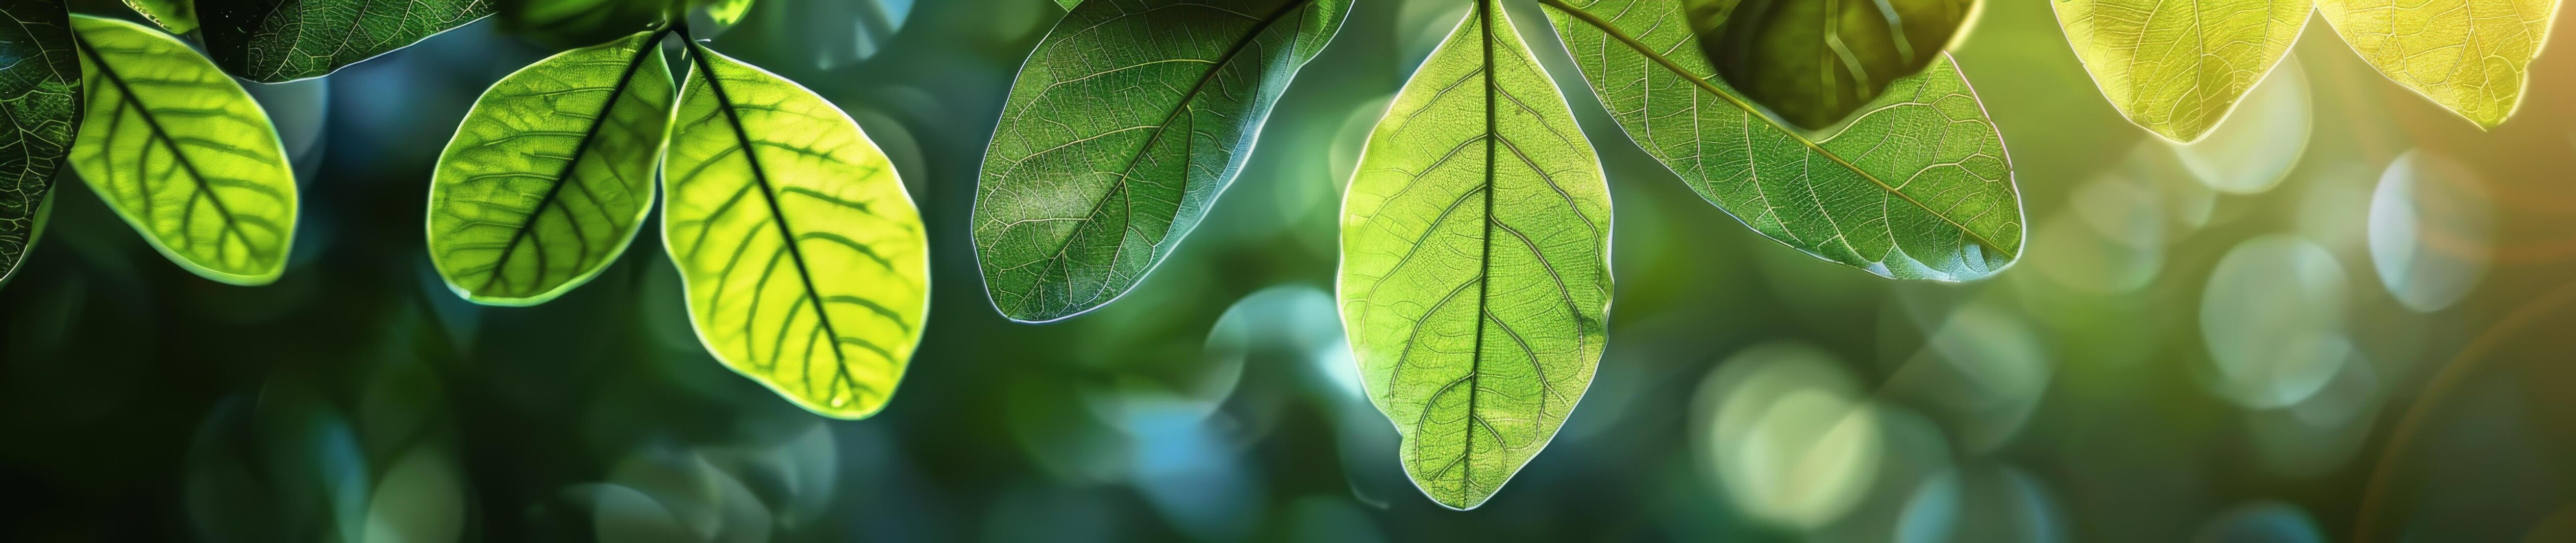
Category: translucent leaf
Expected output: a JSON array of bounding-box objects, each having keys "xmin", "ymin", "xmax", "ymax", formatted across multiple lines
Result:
[
  {"xmin": 428, "ymin": 29, "xmax": 676, "ymax": 305},
  {"xmin": 2050, "ymin": 0, "xmax": 2308, "ymax": 142},
  {"xmin": 2316, "ymin": 0, "xmax": 2557, "ymax": 128},
  {"xmin": 1683, "ymin": 0, "xmax": 1979, "ymax": 128},
  {"xmin": 1338, "ymin": 1, "xmax": 1609, "ymax": 509},
  {"xmin": 69, "ymin": 15, "xmax": 298, "ymax": 285},
  {"xmin": 662, "ymin": 43, "xmax": 929, "ymax": 419},
  {"xmin": 196, "ymin": 0, "xmax": 494, "ymax": 82}
]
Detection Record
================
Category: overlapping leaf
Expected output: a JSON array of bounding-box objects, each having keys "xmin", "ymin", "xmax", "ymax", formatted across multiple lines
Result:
[
  {"xmin": 69, "ymin": 15, "xmax": 297, "ymax": 285},
  {"xmin": 663, "ymin": 43, "xmax": 929, "ymax": 419},
  {"xmin": 0, "ymin": 0, "xmax": 80, "ymax": 286},
  {"xmin": 428, "ymin": 29, "xmax": 674, "ymax": 305},
  {"xmin": 122, "ymin": 0, "xmax": 197, "ymax": 34},
  {"xmin": 971, "ymin": 0, "xmax": 1351, "ymax": 322},
  {"xmin": 1545, "ymin": 0, "xmax": 2022, "ymax": 281},
  {"xmin": 2050, "ymin": 0, "xmax": 2309, "ymax": 141},
  {"xmin": 197, "ymin": 0, "xmax": 495, "ymax": 82},
  {"xmin": 2316, "ymin": 0, "xmax": 2559, "ymax": 128},
  {"xmin": 1684, "ymin": 0, "xmax": 1978, "ymax": 128},
  {"xmin": 1340, "ymin": 1, "xmax": 1611, "ymax": 510}
]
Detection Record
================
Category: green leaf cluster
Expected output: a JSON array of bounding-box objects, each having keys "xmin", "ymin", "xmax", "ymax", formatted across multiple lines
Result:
[
  {"xmin": 423, "ymin": 24, "xmax": 927, "ymax": 420},
  {"xmin": 968, "ymin": 0, "xmax": 2022, "ymax": 510},
  {"xmin": 2055, "ymin": 0, "xmax": 2560, "ymax": 140}
]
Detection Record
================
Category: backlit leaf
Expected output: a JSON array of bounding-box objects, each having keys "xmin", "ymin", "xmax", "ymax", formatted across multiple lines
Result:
[
  {"xmin": 970, "ymin": 0, "xmax": 1351, "ymax": 322},
  {"xmin": 662, "ymin": 42, "xmax": 929, "ymax": 419},
  {"xmin": 1545, "ymin": 0, "xmax": 2023, "ymax": 281},
  {"xmin": 2315, "ymin": 0, "xmax": 2557, "ymax": 128},
  {"xmin": 197, "ymin": 0, "xmax": 495, "ymax": 83},
  {"xmin": 1339, "ymin": 1, "xmax": 1610, "ymax": 510},
  {"xmin": 2050, "ymin": 0, "xmax": 2309, "ymax": 142},
  {"xmin": 705, "ymin": 0, "xmax": 753, "ymax": 25},
  {"xmin": 0, "ymin": 0, "xmax": 80, "ymax": 286},
  {"xmin": 70, "ymin": 15, "xmax": 297, "ymax": 285},
  {"xmin": 122, "ymin": 0, "xmax": 198, "ymax": 34},
  {"xmin": 1683, "ymin": 0, "xmax": 1978, "ymax": 128},
  {"xmin": 427, "ymin": 29, "xmax": 675, "ymax": 306}
]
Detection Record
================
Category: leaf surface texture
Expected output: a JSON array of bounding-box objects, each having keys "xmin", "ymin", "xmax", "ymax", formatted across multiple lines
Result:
[
  {"xmin": 2051, "ymin": 0, "xmax": 2309, "ymax": 141},
  {"xmin": 429, "ymin": 29, "xmax": 674, "ymax": 305},
  {"xmin": 0, "ymin": 0, "xmax": 80, "ymax": 285},
  {"xmin": 2316, "ymin": 0, "xmax": 2557, "ymax": 128},
  {"xmin": 197, "ymin": 0, "xmax": 495, "ymax": 82},
  {"xmin": 971, "ymin": 0, "xmax": 1350, "ymax": 322},
  {"xmin": 1546, "ymin": 0, "xmax": 2022, "ymax": 280},
  {"xmin": 1340, "ymin": 1, "xmax": 1610, "ymax": 510},
  {"xmin": 663, "ymin": 44, "xmax": 929, "ymax": 419},
  {"xmin": 71, "ymin": 15, "xmax": 298, "ymax": 285}
]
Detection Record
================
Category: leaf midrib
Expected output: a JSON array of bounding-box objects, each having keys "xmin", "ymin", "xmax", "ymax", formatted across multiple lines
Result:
[
  {"xmin": 1539, "ymin": 0, "xmax": 2015, "ymax": 259},
  {"xmin": 685, "ymin": 42, "xmax": 856, "ymax": 380},
  {"xmin": 1007, "ymin": 0, "xmax": 1318, "ymax": 318},
  {"xmin": 74, "ymin": 31, "xmax": 257, "ymax": 262},
  {"xmin": 476, "ymin": 28, "xmax": 670, "ymax": 295}
]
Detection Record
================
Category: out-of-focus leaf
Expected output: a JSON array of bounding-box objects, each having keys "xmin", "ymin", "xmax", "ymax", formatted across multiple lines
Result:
[
  {"xmin": 1339, "ymin": 1, "xmax": 1609, "ymax": 510},
  {"xmin": 1683, "ymin": 0, "xmax": 1977, "ymax": 129},
  {"xmin": 428, "ymin": 29, "xmax": 675, "ymax": 306},
  {"xmin": 2050, "ymin": 0, "xmax": 2307, "ymax": 142},
  {"xmin": 662, "ymin": 42, "xmax": 929, "ymax": 419},
  {"xmin": 497, "ymin": 0, "xmax": 666, "ymax": 48},
  {"xmin": 196, "ymin": 0, "xmax": 494, "ymax": 82},
  {"xmin": 122, "ymin": 0, "xmax": 197, "ymax": 34},
  {"xmin": 0, "ymin": 0, "xmax": 80, "ymax": 287},
  {"xmin": 970, "ymin": 0, "xmax": 1350, "ymax": 323},
  {"xmin": 705, "ymin": 0, "xmax": 753, "ymax": 25},
  {"xmin": 1544, "ymin": 0, "xmax": 2022, "ymax": 281},
  {"xmin": 2315, "ymin": 0, "xmax": 2556, "ymax": 128},
  {"xmin": 69, "ymin": 15, "xmax": 296, "ymax": 285}
]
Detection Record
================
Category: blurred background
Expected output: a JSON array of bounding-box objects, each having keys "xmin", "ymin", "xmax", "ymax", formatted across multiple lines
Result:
[{"xmin": 5, "ymin": 0, "xmax": 2576, "ymax": 540}]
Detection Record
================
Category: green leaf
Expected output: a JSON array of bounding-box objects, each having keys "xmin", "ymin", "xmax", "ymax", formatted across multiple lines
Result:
[
  {"xmin": 705, "ymin": 0, "xmax": 753, "ymax": 25},
  {"xmin": 497, "ymin": 0, "xmax": 667, "ymax": 49},
  {"xmin": 1339, "ymin": 1, "xmax": 1610, "ymax": 510},
  {"xmin": 2050, "ymin": 0, "xmax": 2308, "ymax": 142},
  {"xmin": 2316, "ymin": 0, "xmax": 2557, "ymax": 128},
  {"xmin": 1054, "ymin": 0, "xmax": 1079, "ymax": 10},
  {"xmin": 971, "ymin": 0, "xmax": 1351, "ymax": 323},
  {"xmin": 70, "ymin": 15, "xmax": 298, "ymax": 286},
  {"xmin": 0, "ymin": 0, "xmax": 81, "ymax": 286},
  {"xmin": 1682, "ymin": 0, "xmax": 1977, "ymax": 129},
  {"xmin": 1545, "ymin": 0, "xmax": 2022, "ymax": 281},
  {"xmin": 427, "ymin": 29, "xmax": 675, "ymax": 306},
  {"xmin": 122, "ymin": 0, "xmax": 199, "ymax": 34},
  {"xmin": 197, "ymin": 0, "xmax": 496, "ymax": 83},
  {"xmin": 662, "ymin": 42, "xmax": 929, "ymax": 419}
]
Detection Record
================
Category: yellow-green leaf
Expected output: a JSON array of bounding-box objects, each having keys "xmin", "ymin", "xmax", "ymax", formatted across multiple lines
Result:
[
  {"xmin": 428, "ymin": 29, "xmax": 675, "ymax": 306},
  {"xmin": 1341, "ymin": 0, "xmax": 1610, "ymax": 510},
  {"xmin": 663, "ymin": 42, "xmax": 929, "ymax": 419},
  {"xmin": 2051, "ymin": 0, "xmax": 2310, "ymax": 142},
  {"xmin": 2316, "ymin": 0, "xmax": 2558, "ymax": 128},
  {"xmin": 122, "ymin": 0, "xmax": 197, "ymax": 34},
  {"xmin": 70, "ymin": 15, "xmax": 297, "ymax": 286},
  {"xmin": 0, "ymin": 0, "xmax": 81, "ymax": 286},
  {"xmin": 1545, "ymin": 0, "xmax": 2023, "ymax": 281}
]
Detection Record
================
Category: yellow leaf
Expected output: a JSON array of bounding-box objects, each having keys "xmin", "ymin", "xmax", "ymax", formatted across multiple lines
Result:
[
  {"xmin": 2051, "ymin": 0, "xmax": 2312, "ymax": 142},
  {"xmin": 2316, "ymin": 0, "xmax": 2559, "ymax": 128}
]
